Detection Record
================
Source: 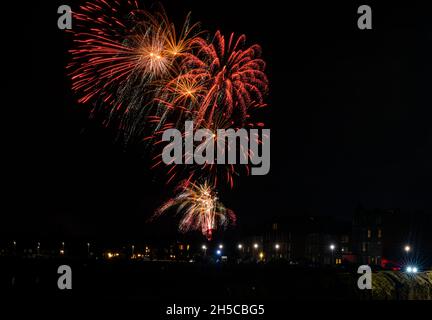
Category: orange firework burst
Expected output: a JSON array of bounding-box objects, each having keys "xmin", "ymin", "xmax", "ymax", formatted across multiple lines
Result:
[
  {"xmin": 155, "ymin": 180, "xmax": 236, "ymax": 240},
  {"xmin": 67, "ymin": 0, "xmax": 200, "ymax": 139}
]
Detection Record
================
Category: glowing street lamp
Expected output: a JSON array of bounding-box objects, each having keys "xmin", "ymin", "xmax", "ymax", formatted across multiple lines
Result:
[
  {"xmin": 202, "ymin": 245, "xmax": 207, "ymax": 255},
  {"xmin": 330, "ymin": 244, "xmax": 336, "ymax": 265},
  {"xmin": 216, "ymin": 249, "xmax": 222, "ymax": 255},
  {"xmin": 275, "ymin": 243, "xmax": 280, "ymax": 250},
  {"xmin": 218, "ymin": 244, "xmax": 223, "ymax": 249},
  {"xmin": 404, "ymin": 245, "xmax": 411, "ymax": 253},
  {"xmin": 238, "ymin": 244, "xmax": 243, "ymax": 249},
  {"xmin": 253, "ymin": 243, "xmax": 259, "ymax": 249}
]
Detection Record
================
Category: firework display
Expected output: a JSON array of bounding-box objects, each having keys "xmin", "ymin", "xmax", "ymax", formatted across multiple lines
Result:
[{"xmin": 68, "ymin": 0, "xmax": 269, "ymax": 238}]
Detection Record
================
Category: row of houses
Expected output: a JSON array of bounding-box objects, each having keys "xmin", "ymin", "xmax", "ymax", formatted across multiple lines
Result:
[{"xmin": 239, "ymin": 208, "xmax": 431, "ymax": 267}]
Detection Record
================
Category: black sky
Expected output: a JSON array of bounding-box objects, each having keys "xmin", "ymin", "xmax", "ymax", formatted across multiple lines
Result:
[{"xmin": 4, "ymin": 1, "xmax": 432, "ymax": 239}]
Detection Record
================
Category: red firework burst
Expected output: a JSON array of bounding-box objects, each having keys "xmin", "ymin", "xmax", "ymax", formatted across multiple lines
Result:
[
  {"xmin": 147, "ymin": 31, "xmax": 269, "ymax": 188},
  {"xmin": 181, "ymin": 31, "xmax": 269, "ymax": 127}
]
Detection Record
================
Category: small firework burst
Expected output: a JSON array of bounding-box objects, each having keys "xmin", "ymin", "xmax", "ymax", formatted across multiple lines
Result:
[{"xmin": 156, "ymin": 181, "xmax": 236, "ymax": 240}]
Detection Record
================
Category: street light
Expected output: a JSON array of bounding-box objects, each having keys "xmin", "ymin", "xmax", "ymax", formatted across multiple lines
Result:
[
  {"xmin": 218, "ymin": 244, "xmax": 223, "ymax": 249},
  {"xmin": 201, "ymin": 245, "xmax": 207, "ymax": 255},
  {"xmin": 253, "ymin": 243, "xmax": 259, "ymax": 249},
  {"xmin": 216, "ymin": 249, "xmax": 222, "ymax": 255},
  {"xmin": 275, "ymin": 243, "xmax": 280, "ymax": 250},
  {"xmin": 404, "ymin": 245, "xmax": 411, "ymax": 253},
  {"xmin": 238, "ymin": 244, "xmax": 243, "ymax": 249},
  {"xmin": 330, "ymin": 244, "xmax": 335, "ymax": 265}
]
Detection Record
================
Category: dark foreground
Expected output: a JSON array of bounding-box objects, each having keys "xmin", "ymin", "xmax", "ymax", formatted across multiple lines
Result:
[{"xmin": 2, "ymin": 257, "xmax": 431, "ymax": 302}]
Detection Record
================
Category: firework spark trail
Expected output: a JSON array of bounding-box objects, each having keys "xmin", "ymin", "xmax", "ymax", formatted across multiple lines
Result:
[{"xmin": 155, "ymin": 181, "xmax": 236, "ymax": 240}]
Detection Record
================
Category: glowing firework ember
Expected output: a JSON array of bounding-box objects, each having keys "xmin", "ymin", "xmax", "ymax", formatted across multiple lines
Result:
[{"xmin": 156, "ymin": 181, "xmax": 236, "ymax": 240}]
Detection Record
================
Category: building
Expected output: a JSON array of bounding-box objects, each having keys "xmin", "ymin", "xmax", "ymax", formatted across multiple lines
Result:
[{"xmin": 352, "ymin": 208, "xmax": 384, "ymax": 266}]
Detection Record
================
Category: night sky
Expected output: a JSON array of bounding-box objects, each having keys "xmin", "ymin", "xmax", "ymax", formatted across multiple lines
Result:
[{"xmin": 5, "ymin": 1, "xmax": 431, "ymax": 240}]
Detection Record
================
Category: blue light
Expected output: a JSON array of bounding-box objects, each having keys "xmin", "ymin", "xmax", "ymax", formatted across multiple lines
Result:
[
  {"xmin": 406, "ymin": 266, "xmax": 419, "ymax": 273},
  {"xmin": 216, "ymin": 249, "xmax": 221, "ymax": 255}
]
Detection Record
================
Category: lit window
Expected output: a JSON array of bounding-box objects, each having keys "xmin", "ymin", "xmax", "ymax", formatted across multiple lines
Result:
[
  {"xmin": 367, "ymin": 229, "xmax": 372, "ymax": 239},
  {"xmin": 362, "ymin": 242, "xmax": 367, "ymax": 252},
  {"xmin": 272, "ymin": 223, "xmax": 278, "ymax": 231}
]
